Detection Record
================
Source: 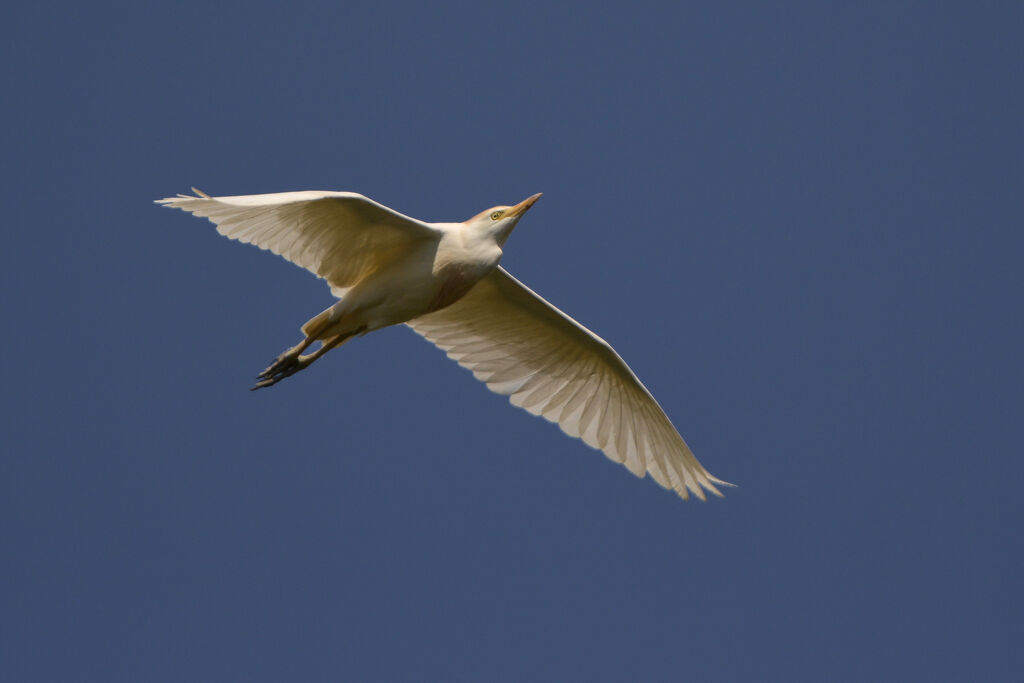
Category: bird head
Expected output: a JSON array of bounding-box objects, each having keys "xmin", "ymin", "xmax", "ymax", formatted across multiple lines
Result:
[{"xmin": 466, "ymin": 193, "xmax": 542, "ymax": 246}]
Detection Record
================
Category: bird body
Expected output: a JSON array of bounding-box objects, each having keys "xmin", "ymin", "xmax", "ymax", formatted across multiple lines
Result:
[
  {"xmin": 424, "ymin": 221, "xmax": 505, "ymax": 313},
  {"xmin": 157, "ymin": 189, "xmax": 730, "ymax": 500},
  {"xmin": 317, "ymin": 228, "xmax": 497, "ymax": 336}
]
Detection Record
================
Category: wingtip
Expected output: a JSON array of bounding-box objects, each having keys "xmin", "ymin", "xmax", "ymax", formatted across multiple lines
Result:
[
  {"xmin": 155, "ymin": 187, "xmax": 214, "ymax": 207},
  {"xmin": 671, "ymin": 473, "xmax": 734, "ymax": 501},
  {"xmin": 701, "ymin": 477, "xmax": 733, "ymax": 500}
]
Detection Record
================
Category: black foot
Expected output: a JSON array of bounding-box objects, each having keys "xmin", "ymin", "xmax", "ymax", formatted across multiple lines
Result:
[{"xmin": 251, "ymin": 350, "xmax": 308, "ymax": 390}]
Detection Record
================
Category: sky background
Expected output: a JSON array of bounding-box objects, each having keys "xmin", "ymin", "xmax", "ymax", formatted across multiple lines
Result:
[{"xmin": 2, "ymin": 2, "xmax": 1022, "ymax": 681}]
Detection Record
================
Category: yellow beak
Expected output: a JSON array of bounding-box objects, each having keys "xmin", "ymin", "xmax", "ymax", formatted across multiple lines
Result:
[{"xmin": 507, "ymin": 193, "xmax": 543, "ymax": 219}]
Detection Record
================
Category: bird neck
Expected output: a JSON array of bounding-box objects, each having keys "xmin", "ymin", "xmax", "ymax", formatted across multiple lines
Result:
[{"xmin": 489, "ymin": 220, "xmax": 517, "ymax": 248}]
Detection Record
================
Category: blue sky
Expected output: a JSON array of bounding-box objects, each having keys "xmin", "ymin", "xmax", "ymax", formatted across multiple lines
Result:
[{"xmin": 2, "ymin": 2, "xmax": 1021, "ymax": 680}]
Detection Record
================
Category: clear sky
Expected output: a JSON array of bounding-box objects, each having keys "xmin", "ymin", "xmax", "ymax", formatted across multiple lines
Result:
[{"xmin": 2, "ymin": 2, "xmax": 1021, "ymax": 681}]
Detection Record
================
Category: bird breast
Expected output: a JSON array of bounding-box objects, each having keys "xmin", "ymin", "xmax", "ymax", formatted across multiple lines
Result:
[
  {"xmin": 426, "ymin": 230, "xmax": 502, "ymax": 313},
  {"xmin": 426, "ymin": 265, "xmax": 475, "ymax": 313}
]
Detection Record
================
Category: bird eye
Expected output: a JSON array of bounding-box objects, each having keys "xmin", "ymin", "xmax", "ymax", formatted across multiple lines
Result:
[{"xmin": 490, "ymin": 211, "xmax": 503, "ymax": 221}]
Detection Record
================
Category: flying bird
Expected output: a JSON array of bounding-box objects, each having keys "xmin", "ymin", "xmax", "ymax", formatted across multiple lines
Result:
[{"xmin": 157, "ymin": 189, "xmax": 729, "ymax": 500}]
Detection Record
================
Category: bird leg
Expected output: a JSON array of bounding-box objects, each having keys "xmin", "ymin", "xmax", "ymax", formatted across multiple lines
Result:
[{"xmin": 251, "ymin": 327, "xmax": 364, "ymax": 390}]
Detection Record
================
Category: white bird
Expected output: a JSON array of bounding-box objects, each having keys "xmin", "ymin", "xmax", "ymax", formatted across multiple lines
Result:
[{"xmin": 157, "ymin": 189, "xmax": 730, "ymax": 500}]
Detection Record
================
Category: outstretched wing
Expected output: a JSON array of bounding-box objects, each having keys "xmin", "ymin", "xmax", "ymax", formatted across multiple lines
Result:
[
  {"xmin": 156, "ymin": 190, "xmax": 442, "ymax": 294},
  {"xmin": 407, "ymin": 267, "xmax": 730, "ymax": 500}
]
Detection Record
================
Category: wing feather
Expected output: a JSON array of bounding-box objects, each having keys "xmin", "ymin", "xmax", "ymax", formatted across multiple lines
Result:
[
  {"xmin": 156, "ymin": 190, "xmax": 441, "ymax": 292},
  {"xmin": 407, "ymin": 267, "xmax": 730, "ymax": 500},
  {"xmin": 580, "ymin": 372, "xmax": 609, "ymax": 450}
]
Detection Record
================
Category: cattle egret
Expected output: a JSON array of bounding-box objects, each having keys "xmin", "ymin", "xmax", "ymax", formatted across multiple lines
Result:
[{"xmin": 157, "ymin": 189, "xmax": 730, "ymax": 500}]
